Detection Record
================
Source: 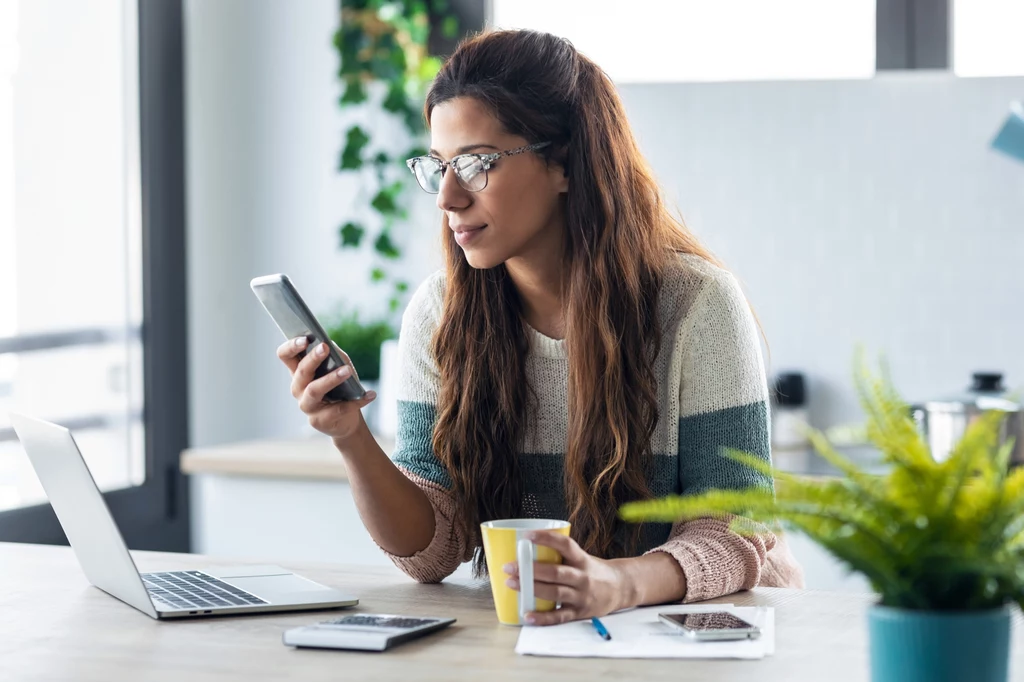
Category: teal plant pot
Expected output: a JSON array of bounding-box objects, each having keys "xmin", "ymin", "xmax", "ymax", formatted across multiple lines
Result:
[{"xmin": 869, "ymin": 605, "xmax": 1011, "ymax": 682}]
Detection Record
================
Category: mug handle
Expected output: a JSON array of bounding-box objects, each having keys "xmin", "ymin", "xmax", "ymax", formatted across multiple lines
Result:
[{"xmin": 517, "ymin": 538, "xmax": 535, "ymax": 624}]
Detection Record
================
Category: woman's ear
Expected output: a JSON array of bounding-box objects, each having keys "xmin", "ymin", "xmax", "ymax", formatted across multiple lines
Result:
[{"xmin": 551, "ymin": 164, "xmax": 569, "ymax": 194}]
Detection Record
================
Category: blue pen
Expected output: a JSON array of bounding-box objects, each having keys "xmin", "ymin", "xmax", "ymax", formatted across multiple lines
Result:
[{"xmin": 591, "ymin": 617, "xmax": 612, "ymax": 641}]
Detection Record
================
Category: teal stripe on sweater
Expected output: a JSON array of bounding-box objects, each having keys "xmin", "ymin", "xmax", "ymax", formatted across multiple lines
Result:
[
  {"xmin": 677, "ymin": 401, "xmax": 773, "ymax": 496},
  {"xmin": 394, "ymin": 401, "xmax": 449, "ymax": 487},
  {"xmin": 393, "ymin": 400, "xmax": 677, "ymax": 551},
  {"xmin": 395, "ymin": 399, "xmax": 773, "ymax": 552}
]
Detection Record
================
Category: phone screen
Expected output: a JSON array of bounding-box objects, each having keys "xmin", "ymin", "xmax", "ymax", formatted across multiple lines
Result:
[
  {"xmin": 252, "ymin": 277, "xmax": 327, "ymax": 342},
  {"xmin": 250, "ymin": 274, "xmax": 366, "ymax": 402},
  {"xmin": 661, "ymin": 612, "xmax": 756, "ymax": 631}
]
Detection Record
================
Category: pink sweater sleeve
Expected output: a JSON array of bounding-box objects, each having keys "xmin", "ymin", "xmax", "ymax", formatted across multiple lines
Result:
[
  {"xmin": 381, "ymin": 273, "xmax": 474, "ymax": 583},
  {"xmin": 646, "ymin": 518, "xmax": 773, "ymax": 602},
  {"xmin": 374, "ymin": 468, "xmax": 475, "ymax": 583},
  {"xmin": 647, "ymin": 518, "xmax": 804, "ymax": 601}
]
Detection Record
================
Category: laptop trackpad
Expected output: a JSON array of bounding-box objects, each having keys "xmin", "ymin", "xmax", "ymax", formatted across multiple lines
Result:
[
  {"xmin": 227, "ymin": 574, "xmax": 331, "ymax": 598},
  {"xmin": 206, "ymin": 565, "xmax": 333, "ymax": 597}
]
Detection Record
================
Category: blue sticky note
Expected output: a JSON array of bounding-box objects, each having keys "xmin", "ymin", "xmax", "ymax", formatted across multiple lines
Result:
[{"xmin": 991, "ymin": 101, "xmax": 1024, "ymax": 164}]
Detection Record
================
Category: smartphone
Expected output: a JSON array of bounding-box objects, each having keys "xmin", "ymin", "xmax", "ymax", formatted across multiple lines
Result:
[
  {"xmin": 658, "ymin": 612, "xmax": 761, "ymax": 641},
  {"xmin": 250, "ymin": 274, "xmax": 366, "ymax": 403}
]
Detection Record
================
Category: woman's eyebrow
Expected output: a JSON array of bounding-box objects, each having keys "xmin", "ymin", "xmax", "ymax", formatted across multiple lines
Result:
[{"xmin": 428, "ymin": 143, "xmax": 500, "ymax": 157}]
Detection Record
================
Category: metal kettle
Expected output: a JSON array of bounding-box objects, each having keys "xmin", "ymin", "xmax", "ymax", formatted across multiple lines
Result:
[{"xmin": 911, "ymin": 373, "xmax": 1023, "ymax": 465}]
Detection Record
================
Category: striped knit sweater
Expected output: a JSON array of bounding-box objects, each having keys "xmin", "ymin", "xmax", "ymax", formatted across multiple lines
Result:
[{"xmin": 382, "ymin": 254, "xmax": 804, "ymax": 602}]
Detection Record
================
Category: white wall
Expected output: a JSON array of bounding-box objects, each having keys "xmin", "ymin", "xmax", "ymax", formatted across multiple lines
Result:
[
  {"xmin": 618, "ymin": 74, "xmax": 1024, "ymax": 428},
  {"xmin": 184, "ymin": 0, "xmax": 441, "ymax": 448},
  {"xmin": 185, "ymin": 2, "xmax": 1024, "ymax": 447}
]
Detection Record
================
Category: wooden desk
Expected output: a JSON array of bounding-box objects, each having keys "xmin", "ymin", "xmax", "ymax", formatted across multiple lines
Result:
[{"xmin": 2, "ymin": 542, "xmax": 1020, "ymax": 682}]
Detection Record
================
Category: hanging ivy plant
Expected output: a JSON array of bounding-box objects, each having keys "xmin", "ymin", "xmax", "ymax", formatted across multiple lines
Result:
[{"xmin": 333, "ymin": 0, "xmax": 456, "ymax": 315}]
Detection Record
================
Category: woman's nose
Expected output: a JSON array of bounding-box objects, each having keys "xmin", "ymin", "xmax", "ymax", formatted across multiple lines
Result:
[{"xmin": 436, "ymin": 166, "xmax": 470, "ymax": 212}]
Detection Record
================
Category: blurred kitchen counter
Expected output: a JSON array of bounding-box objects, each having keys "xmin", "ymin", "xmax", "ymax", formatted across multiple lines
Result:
[
  {"xmin": 772, "ymin": 444, "xmax": 887, "ymax": 477},
  {"xmin": 181, "ymin": 434, "xmax": 392, "ymax": 481},
  {"xmin": 181, "ymin": 436, "xmax": 880, "ymax": 481}
]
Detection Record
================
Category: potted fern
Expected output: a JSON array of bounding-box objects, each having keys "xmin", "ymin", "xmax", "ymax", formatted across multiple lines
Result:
[{"xmin": 620, "ymin": 357, "xmax": 1023, "ymax": 682}]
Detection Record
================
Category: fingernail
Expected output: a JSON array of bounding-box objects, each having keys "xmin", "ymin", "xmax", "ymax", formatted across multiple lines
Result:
[
  {"xmin": 503, "ymin": 563, "xmax": 514, "ymax": 574},
  {"xmin": 336, "ymin": 366, "xmax": 350, "ymax": 378},
  {"xmin": 365, "ymin": 390, "xmax": 377, "ymax": 400},
  {"xmin": 316, "ymin": 343, "xmax": 327, "ymax": 357},
  {"xmin": 525, "ymin": 615, "xmax": 536, "ymax": 624},
  {"xmin": 294, "ymin": 337, "xmax": 307, "ymax": 347},
  {"xmin": 505, "ymin": 578, "xmax": 516, "ymax": 589}
]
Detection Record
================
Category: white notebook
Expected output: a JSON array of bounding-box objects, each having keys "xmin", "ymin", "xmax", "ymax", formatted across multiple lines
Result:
[{"xmin": 515, "ymin": 604, "xmax": 775, "ymax": 659}]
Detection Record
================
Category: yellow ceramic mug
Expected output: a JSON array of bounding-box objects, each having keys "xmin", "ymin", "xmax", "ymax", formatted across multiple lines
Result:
[{"xmin": 480, "ymin": 519, "xmax": 571, "ymax": 626}]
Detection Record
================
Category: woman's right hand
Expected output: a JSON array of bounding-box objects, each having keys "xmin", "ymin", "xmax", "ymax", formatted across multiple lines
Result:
[{"xmin": 277, "ymin": 336, "xmax": 377, "ymax": 443}]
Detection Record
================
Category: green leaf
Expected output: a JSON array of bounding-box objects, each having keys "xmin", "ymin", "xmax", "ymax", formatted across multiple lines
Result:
[
  {"xmin": 339, "ymin": 221, "xmax": 365, "ymax": 248},
  {"xmin": 418, "ymin": 55, "xmax": 443, "ymax": 82},
  {"xmin": 377, "ymin": 32, "xmax": 397, "ymax": 54},
  {"xmin": 382, "ymin": 81, "xmax": 410, "ymax": 115},
  {"xmin": 374, "ymin": 230, "xmax": 401, "ymax": 259},
  {"xmin": 336, "ymin": 26, "xmax": 370, "ymax": 76},
  {"xmin": 441, "ymin": 15, "xmax": 459, "ymax": 39},
  {"xmin": 406, "ymin": 10, "xmax": 430, "ymax": 45},
  {"xmin": 394, "ymin": 280, "xmax": 408, "ymax": 293},
  {"xmin": 370, "ymin": 267, "xmax": 386, "ymax": 282},
  {"xmin": 389, "ymin": 297, "xmax": 400, "ymax": 313},
  {"xmin": 403, "ymin": 108, "xmax": 425, "ymax": 136},
  {"xmin": 370, "ymin": 190, "xmax": 397, "ymax": 215},
  {"xmin": 340, "ymin": 79, "xmax": 367, "ymax": 106},
  {"xmin": 373, "ymin": 152, "xmax": 392, "ymax": 183},
  {"xmin": 370, "ymin": 181, "xmax": 404, "ymax": 216},
  {"xmin": 369, "ymin": 45, "xmax": 404, "ymax": 80},
  {"xmin": 340, "ymin": 126, "xmax": 370, "ymax": 170}
]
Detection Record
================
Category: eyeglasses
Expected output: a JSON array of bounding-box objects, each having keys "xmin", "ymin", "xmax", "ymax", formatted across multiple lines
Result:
[{"xmin": 405, "ymin": 142, "xmax": 551, "ymax": 194}]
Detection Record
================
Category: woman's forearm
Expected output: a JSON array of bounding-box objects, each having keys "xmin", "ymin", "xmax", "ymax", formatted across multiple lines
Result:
[
  {"xmin": 610, "ymin": 552, "xmax": 688, "ymax": 608},
  {"xmin": 332, "ymin": 422, "xmax": 436, "ymax": 557}
]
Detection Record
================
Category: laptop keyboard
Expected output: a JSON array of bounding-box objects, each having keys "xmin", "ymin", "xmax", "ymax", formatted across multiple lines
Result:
[{"xmin": 141, "ymin": 571, "xmax": 268, "ymax": 611}]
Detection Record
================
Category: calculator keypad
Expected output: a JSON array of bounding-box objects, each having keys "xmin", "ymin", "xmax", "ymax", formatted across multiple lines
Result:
[{"xmin": 322, "ymin": 615, "xmax": 436, "ymax": 629}]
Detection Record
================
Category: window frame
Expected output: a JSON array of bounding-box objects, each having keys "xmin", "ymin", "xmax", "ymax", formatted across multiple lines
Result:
[
  {"xmin": 485, "ymin": 0, "xmax": 956, "ymax": 78},
  {"xmin": 876, "ymin": 0, "xmax": 950, "ymax": 70},
  {"xmin": 0, "ymin": 0, "xmax": 190, "ymax": 552}
]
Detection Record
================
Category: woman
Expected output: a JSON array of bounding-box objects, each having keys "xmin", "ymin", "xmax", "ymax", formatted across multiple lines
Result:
[{"xmin": 278, "ymin": 29, "xmax": 803, "ymax": 625}]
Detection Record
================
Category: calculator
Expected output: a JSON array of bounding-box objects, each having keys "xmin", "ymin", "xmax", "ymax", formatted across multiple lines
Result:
[{"xmin": 282, "ymin": 614, "xmax": 457, "ymax": 652}]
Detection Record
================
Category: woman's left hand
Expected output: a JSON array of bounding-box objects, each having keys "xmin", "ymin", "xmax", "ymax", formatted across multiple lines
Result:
[{"xmin": 503, "ymin": 531, "xmax": 636, "ymax": 625}]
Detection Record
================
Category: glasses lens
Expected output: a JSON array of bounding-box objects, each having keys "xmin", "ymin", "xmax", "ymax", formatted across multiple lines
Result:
[
  {"xmin": 453, "ymin": 156, "xmax": 487, "ymax": 192},
  {"xmin": 412, "ymin": 158, "xmax": 443, "ymax": 193}
]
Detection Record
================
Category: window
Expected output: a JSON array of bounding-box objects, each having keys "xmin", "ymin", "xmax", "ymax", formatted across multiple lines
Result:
[
  {"xmin": 953, "ymin": 0, "xmax": 1024, "ymax": 77},
  {"xmin": 0, "ymin": 0, "xmax": 144, "ymax": 512},
  {"xmin": 489, "ymin": 0, "xmax": 876, "ymax": 83}
]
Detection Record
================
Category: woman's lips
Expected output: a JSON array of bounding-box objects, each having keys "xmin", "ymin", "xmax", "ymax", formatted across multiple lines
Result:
[{"xmin": 454, "ymin": 225, "xmax": 486, "ymax": 246}]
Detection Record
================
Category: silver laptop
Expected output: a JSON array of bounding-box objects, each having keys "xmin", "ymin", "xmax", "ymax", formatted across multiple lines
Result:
[{"xmin": 9, "ymin": 412, "xmax": 359, "ymax": 619}]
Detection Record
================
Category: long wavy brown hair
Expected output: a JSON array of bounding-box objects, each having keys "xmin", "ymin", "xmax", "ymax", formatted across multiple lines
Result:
[{"xmin": 427, "ymin": 30, "xmax": 718, "ymax": 572}]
